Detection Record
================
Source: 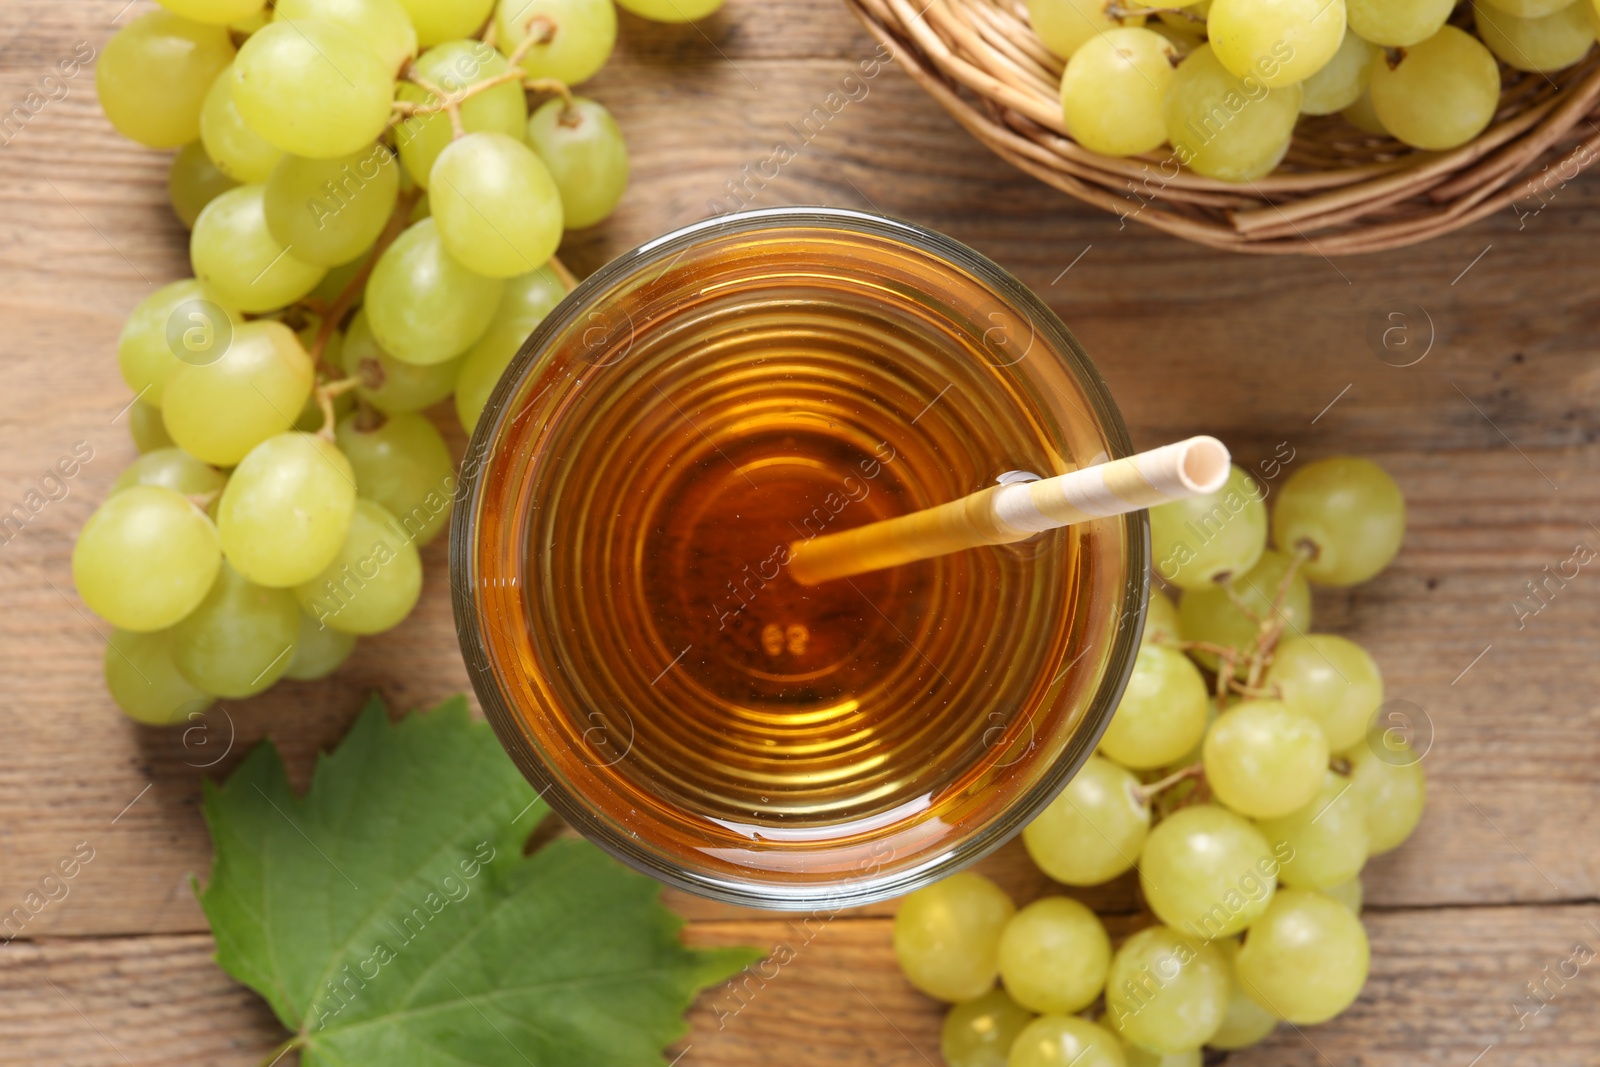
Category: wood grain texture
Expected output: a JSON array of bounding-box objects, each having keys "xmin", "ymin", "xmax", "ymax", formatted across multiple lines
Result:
[{"xmin": 0, "ymin": 1, "xmax": 1597, "ymax": 1064}]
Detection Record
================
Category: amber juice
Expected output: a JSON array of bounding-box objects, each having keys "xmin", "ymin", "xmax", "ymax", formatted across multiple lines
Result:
[{"xmin": 454, "ymin": 210, "xmax": 1146, "ymax": 909}]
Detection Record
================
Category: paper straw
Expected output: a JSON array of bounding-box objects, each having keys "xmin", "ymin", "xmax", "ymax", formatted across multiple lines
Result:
[{"xmin": 786, "ymin": 436, "xmax": 1230, "ymax": 586}]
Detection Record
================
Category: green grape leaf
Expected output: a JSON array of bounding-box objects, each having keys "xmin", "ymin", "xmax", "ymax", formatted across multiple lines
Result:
[{"xmin": 197, "ymin": 695, "xmax": 760, "ymax": 1066}]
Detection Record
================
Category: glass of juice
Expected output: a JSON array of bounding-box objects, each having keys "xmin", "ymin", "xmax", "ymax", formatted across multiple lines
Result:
[{"xmin": 452, "ymin": 207, "xmax": 1147, "ymax": 910}]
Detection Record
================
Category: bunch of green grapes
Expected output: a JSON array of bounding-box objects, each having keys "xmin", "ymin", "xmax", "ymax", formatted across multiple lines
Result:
[
  {"xmin": 895, "ymin": 455, "xmax": 1427, "ymax": 1064},
  {"xmin": 1032, "ymin": 0, "xmax": 1597, "ymax": 180},
  {"xmin": 87, "ymin": 0, "xmax": 704, "ymax": 725}
]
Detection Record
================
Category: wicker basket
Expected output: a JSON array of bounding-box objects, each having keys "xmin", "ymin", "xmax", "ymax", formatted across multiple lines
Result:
[{"xmin": 847, "ymin": 0, "xmax": 1600, "ymax": 253}]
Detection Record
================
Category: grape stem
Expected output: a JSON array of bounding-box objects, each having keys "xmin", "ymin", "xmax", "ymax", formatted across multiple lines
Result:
[
  {"xmin": 1242, "ymin": 549, "xmax": 1306, "ymax": 690},
  {"xmin": 307, "ymin": 186, "xmax": 424, "ymax": 369},
  {"xmin": 549, "ymin": 255, "xmax": 580, "ymax": 292},
  {"xmin": 1133, "ymin": 762, "xmax": 1204, "ymax": 804}
]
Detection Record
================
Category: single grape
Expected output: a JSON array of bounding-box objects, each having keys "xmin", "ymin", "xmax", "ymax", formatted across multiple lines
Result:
[
  {"xmin": 1138, "ymin": 804, "xmax": 1275, "ymax": 939},
  {"xmin": 1060, "ymin": 29, "xmax": 1176, "ymax": 157},
  {"xmin": 96, "ymin": 10, "xmax": 236, "ymax": 148},
  {"xmin": 1022, "ymin": 755, "xmax": 1150, "ymax": 885},
  {"xmin": 1209, "ymin": 0, "xmax": 1346, "ymax": 87},
  {"xmin": 1165, "ymin": 46, "xmax": 1301, "ymax": 182},
  {"xmin": 1009, "ymin": 1016, "xmax": 1127, "ymax": 1067},
  {"xmin": 942, "ymin": 989, "xmax": 1035, "ymax": 1067},
  {"xmin": 526, "ymin": 96, "xmax": 630, "ymax": 229},
  {"xmin": 1178, "ymin": 549, "xmax": 1312, "ymax": 675},
  {"xmin": 1346, "ymin": 0, "xmax": 1456, "ymax": 44},
  {"xmin": 1207, "ymin": 938, "xmax": 1278, "ymax": 1050},
  {"xmin": 455, "ymin": 324, "xmax": 530, "ymax": 432},
  {"xmin": 1203, "ymin": 699, "xmax": 1329, "ymax": 818},
  {"xmin": 1233, "ymin": 889, "xmax": 1369, "ymax": 1023},
  {"xmin": 1256, "ymin": 770, "xmax": 1369, "ymax": 889},
  {"xmin": 191, "ymin": 185, "xmax": 327, "ymax": 313},
  {"xmin": 169, "ymin": 142, "xmax": 241, "ymax": 229},
  {"xmin": 217, "ymin": 432, "xmax": 358, "ymax": 587},
  {"xmin": 1343, "ymin": 739, "xmax": 1426, "ymax": 854},
  {"xmin": 893, "ymin": 872, "xmax": 1015, "ymax": 1002},
  {"xmin": 335, "ymin": 410, "xmax": 455, "ymax": 546},
  {"xmin": 105, "ymin": 629, "xmax": 214, "ymax": 726},
  {"xmin": 491, "ymin": 263, "xmax": 567, "ymax": 331},
  {"xmin": 1271, "ymin": 456, "xmax": 1405, "ymax": 586},
  {"xmin": 73, "ymin": 486, "xmax": 221, "ymax": 632},
  {"xmin": 1300, "ymin": 29, "xmax": 1378, "ymax": 115},
  {"xmin": 264, "ymin": 144, "xmax": 401, "ymax": 266},
  {"xmin": 130, "ymin": 401, "xmax": 176, "ymax": 453},
  {"xmin": 111, "ymin": 449, "xmax": 226, "ymax": 499},
  {"xmin": 400, "ymin": 0, "xmax": 497, "ymax": 45},
  {"xmin": 284, "ymin": 611, "xmax": 359, "ymax": 681},
  {"xmin": 429, "ymin": 132, "xmax": 564, "ymax": 278},
  {"xmin": 293, "ymin": 499, "xmax": 423, "ymax": 634},
  {"xmin": 161, "ymin": 320, "xmax": 314, "ymax": 466},
  {"xmin": 495, "ymin": 0, "xmax": 618, "ymax": 84},
  {"xmin": 343, "ymin": 309, "xmax": 465, "ymax": 414},
  {"xmin": 393, "ymin": 41, "xmax": 528, "ymax": 189},
  {"xmin": 616, "ymin": 0, "xmax": 726, "ymax": 19},
  {"xmin": 1476, "ymin": 0, "xmax": 1595, "ymax": 70},
  {"xmin": 366, "ymin": 218, "xmax": 505, "ymax": 365},
  {"xmin": 117, "ymin": 279, "xmax": 239, "ymax": 405},
  {"xmin": 998, "ymin": 897, "xmax": 1112, "ymax": 1014},
  {"xmin": 276, "ymin": 0, "xmax": 419, "ymax": 74},
  {"xmin": 1148, "ymin": 19, "xmax": 1207, "ymax": 55},
  {"xmin": 1142, "ymin": 588, "xmax": 1181, "ymax": 647},
  {"xmin": 1320, "ymin": 876, "xmax": 1364, "ymax": 914},
  {"xmin": 171, "ymin": 561, "xmax": 301, "ymax": 697},
  {"xmin": 1264, "ymin": 633, "xmax": 1382, "ymax": 752},
  {"xmin": 1341, "ymin": 88, "xmax": 1390, "ymax": 134},
  {"xmin": 1027, "ymin": 0, "xmax": 1148, "ymax": 59},
  {"xmin": 1149, "ymin": 464, "xmax": 1267, "ymax": 591},
  {"xmin": 1098, "ymin": 644, "xmax": 1209, "ymax": 769},
  {"xmin": 158, "ymin": 0, "xmax": 267, "ymax": 21},
  {"xmin": 1369, "ymin": 26, "xmax": 1501, "ymax": 151},
  {"xmin": 1481, "ymin": 0, "xmax": 1580, "ymax": 17},
  {"xmin": 1121, "ymin": 1044, "xmax": 1200, "ymax": 1067},
  {"xmin": 1103, "ymin": 926, "xmax": 1228, "ymax": 1053},
  {"xmin": 231, "ymin": 19, "xmax": 395, "ymax": 159},
  {"xmin": 200, "ymin": 64, "xmax": 284, "ymax": 182}
]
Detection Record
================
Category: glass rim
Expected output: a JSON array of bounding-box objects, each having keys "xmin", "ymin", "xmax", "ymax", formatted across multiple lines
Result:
[{"xmin": 450, "ymin": 206, "xmax": 1150, "ymax": 910}]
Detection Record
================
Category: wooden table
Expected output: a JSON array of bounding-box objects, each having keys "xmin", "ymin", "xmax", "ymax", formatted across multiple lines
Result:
[{"xmin": 3, "ymin": 2, "xmax": 1598, "ymax": 1063}]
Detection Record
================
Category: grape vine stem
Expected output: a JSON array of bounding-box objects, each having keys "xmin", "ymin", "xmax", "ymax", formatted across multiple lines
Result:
[
  {"xmin": 1133, "ymin": 762, "xmax": 1204, "ymax": 804},
  {"xmin": 549, "ymin": 255, "xmax": 580, "ymax": 292}
]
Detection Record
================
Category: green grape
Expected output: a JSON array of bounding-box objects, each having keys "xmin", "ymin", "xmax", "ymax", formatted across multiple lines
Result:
[
  {"xmin": 1150, "ymin": 464, "xmax": 1266, "ymax": 591},
  {"xmin": 1233, "ymin": 889, "xmax": 1369, "ymax": 1023},
  {"xmin": 492, "ymin": 263, "xmax": 567, "ymax": 330},
  {"xmin": 1165, "ymin": 46, "xmax": 1301, "ymax": 182},
  {"xmin": 117, "ymin": 279, "xmax": 239, "ymax": 405},
  {"xmin": 495, "ymin": 0, "xmax": 618, "ymax": 83},
  {"xmin": 171, "ymin": 561, "xmax": 301, "ymax": 697},
  {"xmin": 130, "ymin": 401, "xmax": 176, "ymax": 453},
  {"xmin": 1208, "ymin": 938, "xmax": 1278, "ymax": 1050},
  {"xmin": 1148, "ymin": 20, "xmax": 1206, "ymax": 55},
  {"xmin": 393, "ymin": 41, "xmax": 528, "ymax": 189},
  {"xmin": 217, "ymin": 432, "xmax": 358, "ymax": 587},
  {"xmin": 1120, "ymin": 1044, "xmax": 1200, "ymax": 1067},
  {"xmin": 998, "ymin": 897, "xmax": 1111, "ymax": 1014},
  {"xmin": 284, "ymin": 610, "xmax": 358, "ymax": 680},
  {"xmin": 293, "ymin": 499, "xmax": 423, "ymax": 634},
  {"xmin": 1341, "ymin": 88, "xmax": 1389, "ymax": 134},
  {"xmin": 1060, "ymin": 29, "xmax": 1176, "ymax": 157},
  {"xmin": 335, "ymin": 410, "xmax": 455, "ymax": 545},
  {"xmin": 1022, "ymin": 755, "xmax": 1150, "ymax": 885},
  {"xmin": 169, "ymin": 142, "xmax": 240, "ymax": 229},
  {"xmin": 526, "ymin": 96, "xmax": 630, "ymax": 229},
  {"xmin": 1209, "ymin": 0, "xmax": 1346, "ymax": 87},
  {"xmin": 616, "ymin": 0, "xmax": 726, "ymax": 19},
  {"xmin": 1138, "ymin": 804, "xmax": 1275, "ymax": 939},
  {"xmin": 1142, "ymin": 588, "xmax": 1181, "ymax": 647},
  {"xmin": 1009, "ymin": 1016, "xmax": 1127, "ymax": 1067},
  {"xmin": 1103, "ymin": 927, "xmax": 1227, "ymax": 1053},
  {"xmin": 96, "ymin": 11, "xmax": 236, "ymax": 149},
  {"xmin": 1476, "ymin": 0, "xmax": 1595, "ymax": 70},
  {"xmin": 1482, "ymin": 0, "xmax": 1580, "ymax": 17},
  {"xmin": 191, "ymin": 185, "xmax": 327, "ymax": 313},
  {"xmin": 1271, "ymin": 456, "xmax": 1405, "ymax": 586},
  {"xmin": 942, "ymin": 989, "xmax": 1035, "ymax": 1067},
  {"xmin": 1343, "ymin": 740, "xmax": 1426, "ymax": 854},
  {"xmin": 232, "ymin": 11, "xmax": 272, "ymax": 33},
  {"xmin": 105, "ymin": 629, "xmax": 214, "ymax": 726},
  {"xmin": 1027, "ymin": 0, "xmax": 1149, "ymax": 59},
  {"xmin": 343, "ymin": 309, "xmax": 464, "ymax": 413},
  {"xmin": 1098, "ymin": 645, "xmax": 1208, "ymax": 769},
  {"xmin": 311, "ymin": 255, "xmax": 371, "ymax": 307},
  {"xmin": 455, "ymin": 324, "xmax": 529, "ymax": 431},
  {"xmin": 401, "ymin": 0, "xmax": 497, "ymax": 45},
  {"xmin": 1300, "ymin": 29, "xmax": 1377, "ymax": 115},
  {"xmin": 1321, "ymin": 876, "xmax": 1363, "ymax": 914},
  {"xmin": 1264, "ymin": 634, "xmax": 1382, "ymax": 752},
  {"xmin": 158, "ymin": 0, "xmax": 267, "ymax": 22},
  {"xmin": 111, "ymin": 448, "xmax": 226, "ymax": 499},
  {"xmin": 429, "ymin": 132, "xmax": 563, "ymax": 278},
  {"xmin": 231, "ymin": 19, "xmax": 395, "ymax": 159},
  {"xmin": 162, "ymin": 320, "xmax": 315, "ymax": 466},
  {"xmin": 1203, "ymin": 699, "xmax": 1329, "ymax": 818},
  {"xmin": 276, "ymin": 0, "xmax": 419, "ymax": 73},
  {"xmin": 893, "ymin": 872, "xmax": 1015, "ymax": 1002},
  {"xmin": 1256, "ymin": 770, "xmax": 1369, "ymax": 889},
  {"xmin": 73, "ymin": 486, "xmax": 221, "ymax": 632},
  {"xmin": 1178, "ymin": 549, "xmax": 1311, "ymax": 674},
  {"xmin": 366, "ymin": 218, "xmax": 505, "ymax": 365},
  {"xmin": 1369, "ymin": 26, "xmax": 1501, "ymax": 151},
  {"xmin": 1346, "ymin": 0, "xmax": 1455, "ymax": 44},
  {"xmin": 200, "ymin": 65, "xmax": 283, "ymax": 182},
  {"xmin": 264, "ymin": 144, "xmax": 401, "ymax": 266}
]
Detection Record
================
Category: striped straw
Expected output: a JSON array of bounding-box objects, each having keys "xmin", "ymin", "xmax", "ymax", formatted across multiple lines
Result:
[{"xmin": 786, "ymin": 436, "xmax": 1230, "ymax": 586}]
